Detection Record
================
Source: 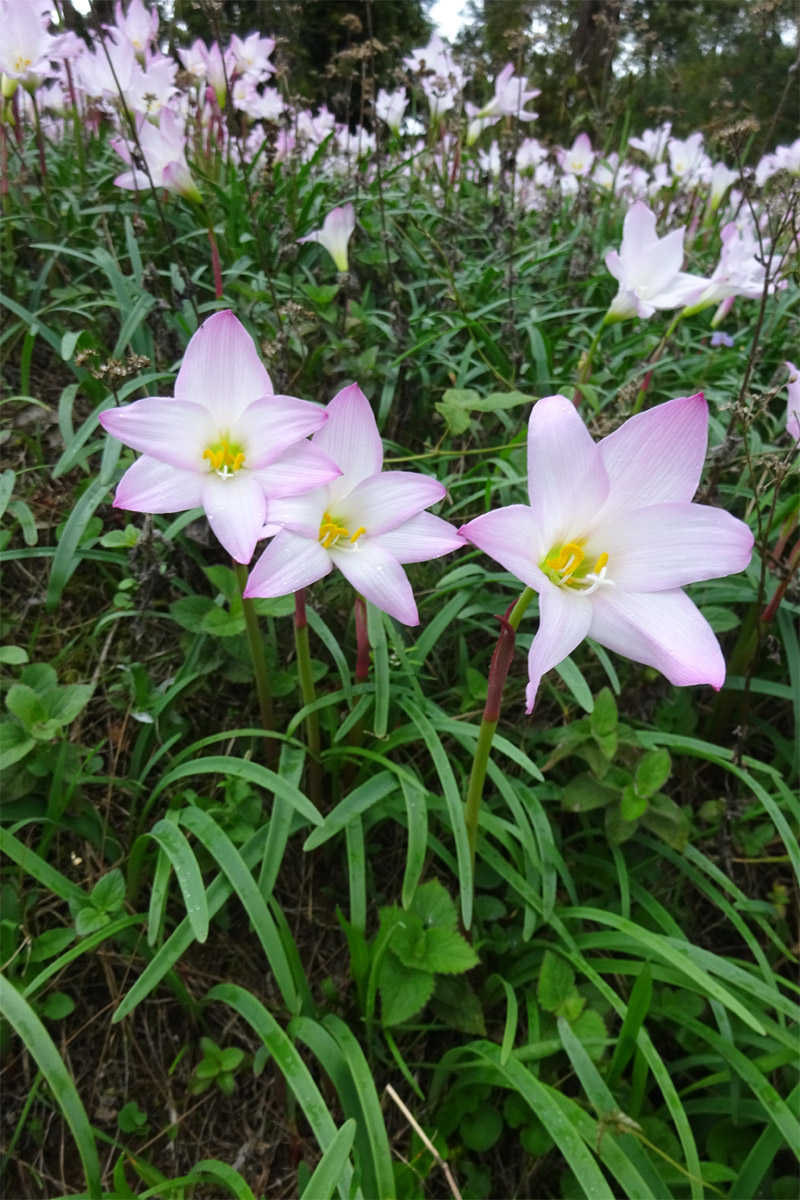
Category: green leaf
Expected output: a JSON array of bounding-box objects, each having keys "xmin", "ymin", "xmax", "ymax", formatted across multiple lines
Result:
[
  {"xmin": 99, "ymin": 525, "xmax": 139, "ymax": 548},
  {"xmin": 118, "ymin": 1100, "xmax": 149, "ymax": 1133},
  {"xmin": 301, "ymin": 283, "xmax": 340, "ymax": 305},
  {"xmin": 45, "ymin": 684, "xmax": 94, "ymax": 726},
  {"xmin": 537, "ymin": 949, "xmax": 575, "ymax": 1013},
  {"xmin": 409, "ymin": 879, "xmax": 458, "ymax": 932},
  {"xmin": 419, "ymin": 928, "xmax": 479, "ymax": 974},
  {"xmin": 170, "ymin": 595, "xmax": 217, "ymax": 632},
  {"xmin": 562, "ymin": 773, "xmax": 618, "ymax": 813},
  {"xmin": 202, "ymin": 607, "xmax": 246, "ymax": 637},
  {"xmin": 90, "ymin": 869, "xmax": 126, "ymax": 916},
  {"xmin": 431, "ymin": 976, "xmax": 486, "ymax": 1035},
  {"xmin": 75, "ymin": 907, "xmax": 111, "ymax": 937},
  {"xmin": 641, "ymin": 793, "xmax": 689, "ymax": 850},
  {"xmin": 41, "ymin": 991, "xmax": 76, "ymax": 1020},
  {"xmin": 635, "ymin": 749, "xmax": 671, "ymax": 799},
  {"xmin": 571, "ymin": 1008, "xmax": 608, "ymax": 1061},
  {"xmin": 0, "ymin": 973, "xmax": 102, "ymax": 1198},
  {"xmin": 219, "ymin": 1047, "xmax": 245, "ymax": 1072},
  {"xmin": 20, "ymin": 663, "xmax": 58, "ymax": 693},
  {"xmin": 6, "ymin": 683, "xmax": 48, "ymax": 729},
  {"xmin": 605, "ymin": 800, "xmax": 639, "ymax": 844},
  {"xmin": 620, "ymin": 785, "xmax": 648, "ymax": 823},
  {"xmin": 471, "ymin": 390, "xmax": 536, "ymax": 412},
  {"xmin": 379, "ymin": 950, "xmax": 435, "ymax": 1026},
  {"xmin": 146, "ymin": 819, "xmax": 209, "ymax": 944},
  {"xmin": 0, "ymin": 722, "xmax": 35, "ymax": 770},
  {"xmin": 590, "ymin": 687, "xmax": 618, "ymax": 737},
  {"xmin": 0, "ymin": 645, "xmax": 29, "ymax": 665},
  {"xmin": 460, "ymin": 1103, "xmax": 503, "ymax": 1152},
  {"xmin": 299, "ymin": 1120, "xmax": 356, "ymax": 1200},
  {"xmin": 435, "ymin": 397, "xmax": 473, "ymax": 435}
]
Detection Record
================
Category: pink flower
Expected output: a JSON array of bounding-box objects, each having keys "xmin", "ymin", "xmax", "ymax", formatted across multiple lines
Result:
[
  {"xmin": 110, "ymin": 0, "xmax": 158, "ymax": 55},
  {"xmin": 99, "ymin": 312, "xmax": 339, "ymax": 564},
  {"xmin": 111, "ymin": 108, "xmax": 200, "ymax": 202},
  {"xmin": 297, "ymin": 203, "xmax": 355, "ymax": 272},
  {"xmin": 245, "ymin": 384, "xmax": 464, "ymax": 624},
  {"xmin": 557, "ymin": 133, "xmax": 595, "ymax": 177},
  {"xmin": 459, "ymin": 394, "xmax": 754, "ymax": 712},
  {"xmin": 687, "ymin": 222, "xmax": 769, "ymax": 315},
  {"xmin": 605, "ymin": 202, "xmax": 709, "ymax": 320},
  {"xmin": 786, "ymin": 362, "xmax": 800, "ymax": 443}
]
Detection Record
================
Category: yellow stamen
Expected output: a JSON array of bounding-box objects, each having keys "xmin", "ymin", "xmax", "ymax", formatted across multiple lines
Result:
[
  {"xmin": 593, "ymin": 551, "xmax": 609, "ymax": 573},
  {"xmin": 350, "ymin": 526, "xmax": 366, "ymax": 543},
  {"xmin": 203, "ymin": 438, "xmax": 246, "ymax": 474},
  {"xmin": 318, "ymin": 512, "xmax": 366, "ymax": 550},
  {"xmin": 547, "ymin": 542, "xmax": 585, "ymax": 575}
]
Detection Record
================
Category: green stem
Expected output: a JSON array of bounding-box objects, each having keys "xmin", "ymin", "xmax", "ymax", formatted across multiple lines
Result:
[
  {"xmin": 574, "ymin": 314, "xmax": 609, "ymax": 403},
  {"xmin": 233, "ymin": 560, "xmax": 276, "ymax": 768},
  {"xmin": 632, "ymin": 308, "xmax": 687, "ymax": 415},
  {"xmin": 464, "ymin": 587, "xmax": 535, "ymax": 864},
  {"xmin": 294, "ymin": 589, "xmax": 323, "ymax": 811}
]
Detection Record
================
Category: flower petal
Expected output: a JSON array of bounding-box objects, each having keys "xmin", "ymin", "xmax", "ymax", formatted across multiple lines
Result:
[
  {"xmin": 233, "ymin": 395, "xmax": 328, "ymax": 468},
  {"xmin": 175, "ymin": 310, "xmax": 274, "ymax": 426},
  {"xmin": 525, "ymin": 584, "xmax": 592, "ymax": 712},
  {"xmin": 114, "ymin": 454, "xmax": 204, "ymax": 513},
  {"xmin": 597, "ymin": 393, "xmax": 708, "ymax": 520},
  {"xmin": 266, "ymin": 490, "xmax": 329, "ymax": 537},
  {"xmin": 329, "ymin": 540, "xmax": 419, "ymax": 625},
  {"xmin": 245, "ymin": 529, "xmax": 332, "ymax": 597},
  {"xmin": 618, "ymin": 202, "xmax": 658, "ymax": 278},
  {"xmin": 339, "ymin": 471, "xmax": 445, "ymax": 535},
  {"xmin": 100, "ymin": 398, "xmax": 216, "ymax": 470},
  {"xmin": 459, "ymin": 505, "xmax": 546, "ymax": 587},
  {"xmin": 526, "ymin": 395, "xmax": 609, "ymax": 546},
  {"xmin": 312, "ymin": 383, "xmax": 383, "ymax": 486},
  {"xmin": 251, "ymin": 441, "xmax": 340, "ymax": 499},
  {"xmin": 588, "ymin": 588, "xmax": 725, "ymax": 689},
  {"xmin": 371, "ymin": 512, "xmax": 465, "ymax": 563},
  {"xmin": 598, "ymin": 502, "xmax": 754, "ymax": 591},
  {"xmin": 202, "ymin": 472, "xmax": 267, "ymax": 564}
]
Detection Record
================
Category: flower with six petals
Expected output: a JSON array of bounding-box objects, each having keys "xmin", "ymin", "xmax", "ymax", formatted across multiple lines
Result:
[
  {"xmin": 99, "ymin": 311, "xmax": 339, "ymax": 564},
  {"xmin": 245, "ymin": 383, "xmax": 464, "ymax": 624},
  {"xmin": 459, "ymin": 393, "xmax": 754, "ymax": 712}
]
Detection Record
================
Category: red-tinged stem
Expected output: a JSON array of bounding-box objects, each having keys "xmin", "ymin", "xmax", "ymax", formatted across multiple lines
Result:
[
  {"xmin": 464, "ymin": 587, "xmax": 535, "ymax": 872},
  {"xmin": 294, "ymin": 589, "xmax": 323, "ymax": 812},
  {"xmin": 208, "ymin": 226, "xmax": 223, "ymax": 300},
  {"xmin": 761, "ymin": 539, "xmax": 800, "ymax": 625}
]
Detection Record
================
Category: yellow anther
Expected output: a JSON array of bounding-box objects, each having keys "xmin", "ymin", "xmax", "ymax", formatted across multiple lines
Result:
[
  {"xmin": 350, "ymin": 526, "xmax": 366, "ymax": 543},
  {"xmin": 547, "ymin": 542, "xmax": 585, "ymax": 575},
  {"xmin": 593, "ymin": 552, "xmax": 609, "ymax": 573},
  {"xmin": 231, "ymin": 452, "xmax": 245, "ymax": 472}
]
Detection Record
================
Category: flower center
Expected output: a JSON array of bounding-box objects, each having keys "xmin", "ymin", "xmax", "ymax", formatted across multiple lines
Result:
[
  {"xmin": 541, "ymin": 540, "xmax": 614, "ymax": 596},
  {"xmin": 202, "ymin": 438, "xmax": 245, "ymax": 477},
  {"xmin": 318, "ymin": 512, "xmax": 366, "ymax": 550}
]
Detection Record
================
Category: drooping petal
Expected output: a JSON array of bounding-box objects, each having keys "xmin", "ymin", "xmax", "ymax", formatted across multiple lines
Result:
[
  {"xmin": 526, "ymin": 395, "xmax": 609, "ymax": 547},
  {"xmin": 233, "ymin": 395, "xmax": 328, "ymax": 468},
  {"xmin": 598, "ymin": 502, "xmax": 754, "ymax": 591},
  {"xmin": 174, "ymin": 310, "xmax": 274, "ymax": 426},
  {"xmin": 113, "ymin": 454, "xmax": 204, "ymax": 513},
  {"xmin": 329, "ymin": 540, "xmax": 419, "ymax": 625},
  {"xmin": 588, "ymin": 588, "xmax": 725, "ymax": 689},
  {"xmin": 245, "ymin": 529, "xmax": 333, "ymax": 597},
  {"xmin": 251, "ymin": 441, "xmax": 340, "ymax": 499},
  {"xmin": 650, "ymin": 271, "xmax": 708, "ymax": 310},
  {"xmin": 201, "ymin": 472, "xmax": 267, "ymax": 564},
  {"xmin": 339, "ymin": 471, "xmax": 445, "ymax": 535},
  {"xmin": 597, "ymin": 393, "xmax": 708, "ymax": 520},
  {"xmin": 100, "ymin": 398, "xmax": 216, "ymax": 470},
  {"xmin": 525, "ymin": 584, "xmax": 593, "ymax": 712},
  {"xmin": 371, "ymin": 512, "xmax": 465, "ymax": 563},
  {"xmin": 312, "ymin": 383, "xmax": 383, "ymax": 487},
  {"xmin": 459, "ymin": 505, "xmax": 547, "ymax": 588}
]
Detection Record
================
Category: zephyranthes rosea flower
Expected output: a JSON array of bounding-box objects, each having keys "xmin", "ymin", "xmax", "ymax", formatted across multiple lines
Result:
[
  {"xmin": 245, "ymin": 383, "xmax": 464, "ymax": 624},
  {"xmin": 605, "ymin": 202, "xmax": 708, "ymax": 321},
  {"xmin": 99, "ymin": 311, "xmax": 339, "ymax": 563},
  {"xmin": 297, "ymin": 203, "xmax": 355, "ymax": 273},
  {"xmin": 459, "ymin": 393, "xmax": 754, "ymax": 711}
]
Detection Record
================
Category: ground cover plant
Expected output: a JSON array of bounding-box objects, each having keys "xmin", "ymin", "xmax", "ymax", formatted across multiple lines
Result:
[{"xmin": 1, "ymin": 1, "xmax": 799, "ymax": 1197}]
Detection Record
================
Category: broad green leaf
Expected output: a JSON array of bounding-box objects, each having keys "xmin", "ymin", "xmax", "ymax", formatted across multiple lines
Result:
[
  {"xmin": 537, "ymin": 949, "xmax": 575, "ymax": 1013},
  {"xmin": 408, "ymin": 879, "xmax": 458, "ymax": 932},
  {"xmin": 635, "ymin": 749, "xmax": 671, "ymax": 799},
  {"xmin": 640, "ymin": 793, "xmax": 689, "ymax": 850},
  {"xmin": 0, "ymin": 722, "xmax": 35, "ymax": 769},
  {"xmin": 379, "ymin": 950, "xmax": 435, "ymax": 1026}
]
